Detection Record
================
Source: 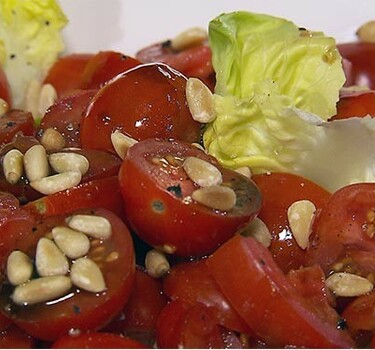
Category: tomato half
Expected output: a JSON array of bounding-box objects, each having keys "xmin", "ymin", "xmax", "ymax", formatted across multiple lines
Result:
[
  {"xmin": 80, "ymin": 63, "xmax": 202, "ymax": 153},
  {"xmin": 119, "ymin": 138, "xmax": 262, "ymax": 257},
  {"xmin": 0, "ymin": 208, "xmax": 135, "ymax": 341},
  {"xmin": 252, "ymin": 172, "xmax": 330, "ymax": 273},
  {"xmin": 0, "ymin": 110, "xmax": 35, "ymax": 146},
  {"xmin": 0, "ymin": 324, "xmax": 36, "ymax": 349},
  {"xmin": 206, "ymin": 234, "xmax": 354, "ymax": 348}
]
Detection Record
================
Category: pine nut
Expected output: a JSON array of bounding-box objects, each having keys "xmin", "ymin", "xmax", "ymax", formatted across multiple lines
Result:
[
  {"xmin": 326, "ymin": 272, "xmax": 373, "ymax": 297},
  {"xmin": 40, "ymin": 128, "xmax": 66, "ymax": 150},
  {"xmin": 240, "ymin": 217, "xmax": 272, "ymax": 248},
  {"xmin": 70, "ymin": 257, "xmax": 107, "ymax": 293},
  {"xmin": 171, "ymin": 27, "xmax": 207, "ymax": 51},
  {"xmin": 35, "ymin": 237, "xmax": 69, "ymax": 277},
  {"xmin": 66, "ymin": 214, "xmax": 112, "ymax": 240},
  {"xmin": 6, "ymin": 251, "xmax": 33, "ymax": 286},
  {"xmin": 30, "ymin": 171, "xmax": 82, "ymax": 195},
  {"xmin": 51, "ymin": 226, "xmax": 90, "ymax": 259},
  {"xmin": 24, "ymin": 144, "xmax": 49, "ymax": 182},
  {"xmin": 3, "ymin": 149, "xmax": 24, "ymax": 184},
  {"xmin": 183, "ymin": 156, "xmax": 222, "ymax": 187},
  {"xmin": 191, "ymin": 142, "xmax": 206, "ymax": 152},
  {"xmin": 24, "ymin": 79, "xmax": 42, "ymax": 118},
  {"xmin": 0, "ymin": 98, "xmax": 9, "ymax": 116},
  {"xmin": 12, "ymin": 276, "xmax": 72, "ymax": 306},
  {"xmin": 357, "ymin": 20, "xmax": 375, "ymax": 43},
  {"xmin": 287, "ymin": 200, "xmax": 316, "ymax": 250},
  {"xmin": 186, "ymin": 77, "xmax": 215, "ymax": 123},
  {"xmin": 145, "ymin": 249, "xmax": 170, "ymax": 278},
  {"xmin": 192, "ymin": 185, "xmax": 236, "ymax": 211},
  {"xmin": 110, "ymin": 130, "xmax": 138, "ymax": 159},
  {"xmin": 38, "ymin": 84, "xmax": 57, "ymax": 116},
  {"xmin": 234, "ymin": 166, "xmax": 252, "ymax": 179},
  {"xmin": 49, "ymin": 152, "xmax": 89, "ymax": 175}
]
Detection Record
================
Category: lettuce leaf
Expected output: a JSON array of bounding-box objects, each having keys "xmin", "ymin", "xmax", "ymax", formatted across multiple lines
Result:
[{"xmin": 0, "ymin": 0, "xmax": 67, "ymax": 108}]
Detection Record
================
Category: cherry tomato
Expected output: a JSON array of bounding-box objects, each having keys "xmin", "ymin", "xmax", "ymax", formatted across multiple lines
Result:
[
  {"xmin": 252, "ymin": 172, "xmax": 330, "ymax": 273},
  {"xmin": 43, "ymin": 54, "xmax": 94, "ymax": 97},
  {"xmin": 51, "ymin": 332, "xmax": 146, "ymax": 349},
  {"xmin": 163, "ymin": 259, "xmax": 251, "ymax": 334},
  {"xmin": 306, "ymin": 183, "xmax": 375, "ymax": 274},
  {"xmin": 119, "ymin": 138, "xmax": 262, "ymax": 257},
  {"xmin": 0, "ymin": 66, "xmax": 11, "ymax": 105},
  {"xmin": 0, "ymin": 208, "xmax": 135, "ymax": 341},
  {"xmin": 338, "ymin": 42, "xmax": 375, "ymax": 89},
  {"xmin": 80, "ymin": 63, "xmax": 202, "ymax": 153},
  {"xmin": 0, "ymin": 324, "xmax": 36, "ymax": 349},
  {"xmin": 331, "ymin": 91, "xmax": 375, "ymax": 120},
  {"xmin": 0, "ymin": 110, "xmax": 35, "ymax": 145},
  {"xmin": 206, "ymin": 234, "xmax": 354, "ymax": 348},
  {"xmin": 38, "ymin": 89, "xmax": 97, "ymax": 148},
  {"xmin": 80, "ymin": 51, "xmax": 141, "ymax": 90}
]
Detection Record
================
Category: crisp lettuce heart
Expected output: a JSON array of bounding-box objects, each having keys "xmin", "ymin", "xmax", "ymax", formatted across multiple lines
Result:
[{"xmin": 0, "ymin": 0, "xmax": 67, "ymax": 108}]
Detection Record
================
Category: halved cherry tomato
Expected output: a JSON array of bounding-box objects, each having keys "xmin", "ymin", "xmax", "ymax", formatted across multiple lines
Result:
[
  {"xmin": 80, "ymin": 51, "xmax": 141, "ymax": 90},
  {"xmin": 51, "ymin": 332, "xmax": 146, "ymax": 349},
  {"xmin": 0, "ymin": 324, "xmax": 36, "ymax": 349},
  {"xmin": 0, "ymin": 208, "xmax": 135, "ymax": 341},
  {"xmin": 80, "ymin": 63, "xmax": 202, "ymax": 153},
  {"xmin": 306, "ymin": 183, "xmax": 375, "ymax": 274},
  {"xmin": 0, "ymin": 110, "xmax": 35, "ymax": 145},
  {"xmin": 119, "ymin": 138, "xmax": 261, "ymax": 257},
  {"xmin": 331, "ymin": 91, "xmax": 375, "ymax": 120},
  {"xmin": 43, "ymin": 54, "xmax": 94, "ymax": 98},
  {"xmin": 38, "ymin": 89, "xmax": 97, "ymax": 148},
  {"xmin": 0, "ymin": 66, "xmax": 11, "ymax": 105},
  {"xmin": 206, "ymin": 234, "xmax": 354, "ymax": 348},
  {"xmin": 252, "ymin": 172, "xmax": 330, "ymax": 273},
  {"xmin": 163, "ymin": 259, "xmax": 251, "ymax": 334}
]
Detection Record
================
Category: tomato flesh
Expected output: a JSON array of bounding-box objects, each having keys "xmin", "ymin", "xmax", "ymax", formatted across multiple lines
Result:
[
  {"xmin": 0, "ymin": 110, "xmax": 35, "ymax": 146},
  {"xmin": 331, "ymin": 91, "xmax": 375, "ymax": 120}
]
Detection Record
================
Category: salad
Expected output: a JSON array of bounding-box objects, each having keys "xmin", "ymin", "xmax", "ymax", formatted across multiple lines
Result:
[{"xmin": 1, "ymin": 0, "xmax": 375, "ymax": 348}]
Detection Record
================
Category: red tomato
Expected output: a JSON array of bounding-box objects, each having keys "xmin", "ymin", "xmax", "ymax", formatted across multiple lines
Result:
[
  {"xmin": 306, "ymin": 183, "xmax": 375, "ymax": 274},
  {"xmin": 0, "ymin": 66, "xmax": 11, "ymax": 105},
  {"xmin": 338, "ymin": 42, "xmax": 375, "ymax": 89},
  {"xmin": 163, "ymin": 259, "xmax": 251, "ymax": 334},
  {"xmin": 206, "ymin": 234, "xmax": 354, "ymax": 348},
  {"xmin": 0, "ymin": 208, "xmax": 135, "ymax": 341},
  {"xmin": 0, "ymin": 110, "xmax": 35, "ymax": 145},
  {"xmin": 252, "ymin": 172, "xmax": 330, "ymax": 273},
  {"xmin": 80, "ymin": 51, "xmax": 141, "ymax": 90},
  {"xmin": 0, "ymin": 324, "xmax": 36, "ymax": 349},
  {"xmin": 105, "ymin": 267, "xmax": 167, "ymax": 346},
  {"xmin": 80, "ymin": 63, "xmax": 202, "ymax": 153},
  {"xmin": 38, "ymin": 89, "xmax": 97, "ymax": 148},
  {"xmin": 331, "ymin": 91, "xmax": 375, "ymax": 120},
  {"xmin": 51, "ymin": 332, "xmax": 146, "ymax": 349},
  {"xmin": 43, "ymin": 54, "xmax": 94, "ymax": 97},
  {"xmin": 119, "ymin": 138, "xmax": 262, "ymax": 257},
  {"xmin": 156, "ymin": 300, "xmax": 227, "ymax": 349}
]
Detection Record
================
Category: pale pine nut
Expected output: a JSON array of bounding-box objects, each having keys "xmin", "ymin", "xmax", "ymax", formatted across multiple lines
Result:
[
  {"xmin": 40, "ymin": 128, "xmax": 66, "ymax": 151},
  {"xmin": 287, "ymin": 200, "xmax": 316, "ymax": 250},
  {"xmin": 192, "ymin": 185, "xmax": 236, "ymax": 211},
  {"xmin": 11, "ymin": 276, "xmax": 72, "ymax": 306},
  {"xmin": 357, "ymin": 20, "xmax": 375, "ymax": 43},
  {"xmin": 183, "ymin": 156, "xmax": 222, "ymax": 187},
  {"xmin": 24, "ymin": 79, "xmax": 42, "ymax": 118},
  {"xmin": 30, "ymin": 171, "xmax": 82, "ymax": 195},
  {"xmin": 171, "ymin": 27, "xmax": 207, "ymax": 51},
  {"xmin": 70, "ymin": 257, "xmax": 107, "ymax": 293},
  {"xmin": 240, "ymin": 217, "xmax": 272, "ymax": 248},
  {"xmin": 24, "ymin": 144, "xmax": 49, "ymax": 182},
  {"xmin": 38, "ymin": 84, "xmax": 57, "ymax": 116},
  {"xmin": 234, "ymin": 166, "xmax": 252, "ymax": 179},
  {"xmin": 3, "ymin": 149, "xmax": 24, "ymax": 184},
  {"xmin": 35, "ymin": 237, "xmax": 69, "ymax": 277},
  {"xmin": 49, "ymin": 152, "xmax": 89, "ymax": 175},
  {"xmin": 0, "ymin": 98, "xmax": 9, "ymax": 116},
  {"xmin": 66, "ymin": 214, "xmax": 112, "ymax": 240},
  {"xmin": 110, "ymin": 130, "xmax": 138, "ymax": 159},
  {"xmin": 145, "ymin": 249, "xmax": 170, "ymax": 278},
  {"xmin": 191, "ymin": 142, "xmax": 206, "ymax": 152},
  {"xmin": 186, "ymin": 77, "xmax": 215, "ymax": 123},
  {"xmin": 51, "ymin": 226, "xmax": 90, "ymax": 259},
  {"xmin": 6, "ymin": 251, "xmax": 33, "ymax": 286},
  {"xmin": 326, "ymin": 272, "xmax": 373, "ymax": 297}
]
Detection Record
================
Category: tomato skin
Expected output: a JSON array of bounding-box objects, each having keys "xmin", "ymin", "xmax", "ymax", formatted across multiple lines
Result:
[
  {"xmin": 119, "ymin": 138, "xmax": 262, "ymax": 257},
  {"xmin": 0, "ymin": 110, "xmax": 35, "ymax": 145},
  {"xmin": 80, "ymin": 63, "xmax": 202, "ymax": 153},
  {"xmin": 163, "ymin": 259, "xmax": 251, "ymax": 334},
  {"xmin": 0, "ymin": 208, "xmax": 135, "ymax": 342},
  {"xmin": 331, "ymin": 91, "xmax": 375, "ymax": 120},
  {"xmin": 0, "ymin": 324, "xmax": 36, "ymax": 349},
  {"xmin": 252, "ymin": 172, "xmax": 330, "ymax": 273},
  {"xmin": 206, "ymin": 234, "xmax": 354, "ymax": 348},
  {"xmin": 51, "ymin": 332, "xmax": 146, "ymax": 349},
  {"xmin": 0, "ymin": 66, "xmax": 11, "ymax": 105},
  {"xmin": 43, "ymin": 54, "xmax": 94, "ymax": 97}
]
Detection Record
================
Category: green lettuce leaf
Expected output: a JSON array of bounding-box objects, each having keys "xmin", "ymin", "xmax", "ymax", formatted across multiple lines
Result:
[{"xmin": 0, "ymin": 0, "xmax": 67, "ymax": 108}]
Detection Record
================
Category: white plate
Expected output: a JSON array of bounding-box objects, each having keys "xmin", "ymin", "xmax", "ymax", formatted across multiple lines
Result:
[{"xmin": 60, "ymin": 0, "xmax": 375, "ymax": 56}]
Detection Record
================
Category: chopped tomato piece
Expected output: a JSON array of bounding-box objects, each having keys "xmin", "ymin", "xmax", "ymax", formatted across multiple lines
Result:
[
  {"xmin": 331, "ymin": 91, "xmax": 375, "ymax": 120},
  {"xmin": 0, "ymin": 66, "xmax": 11, "ymax": 105},
  {"xmin": 0, "ymin": 110, "xmax": 35, "ymax": 146},
  {"xmin": 0, "ymin": 324, "xmax": 36, "ymax": 349}
]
